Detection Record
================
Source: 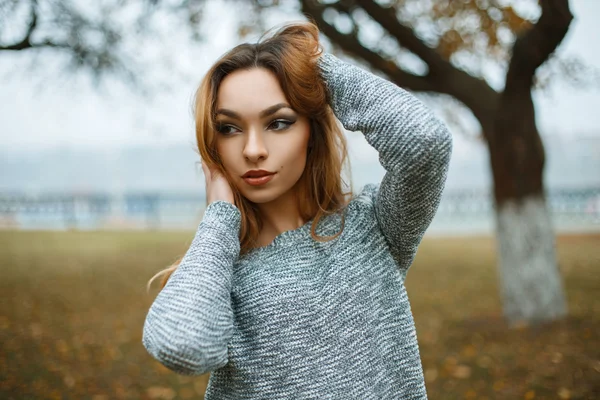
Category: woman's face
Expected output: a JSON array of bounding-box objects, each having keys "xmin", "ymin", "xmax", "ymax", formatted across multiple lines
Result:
[{"xmin": 214, "ymin": 67, "xmax": 311, "ymax": 204}]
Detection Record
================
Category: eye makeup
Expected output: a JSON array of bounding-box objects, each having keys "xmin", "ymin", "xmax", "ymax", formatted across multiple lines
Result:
[
  {"xmin": 215, "ymin": 115, "xmax": 297, "ymax": 135},
  {"xmin": 268, "ymin": 119, "xmax": 295, "ymax": 131}
]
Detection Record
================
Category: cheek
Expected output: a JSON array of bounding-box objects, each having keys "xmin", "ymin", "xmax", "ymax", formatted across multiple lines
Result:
[
  {"xmin": 280, "ymin": 132, "xmax": 309, "ymax": 174},
  {"xmin": 215, "ymin": 142, "xmax": 236, "ymax": 172}
]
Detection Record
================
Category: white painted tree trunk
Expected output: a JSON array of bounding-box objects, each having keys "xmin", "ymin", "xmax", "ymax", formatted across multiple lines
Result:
[{"xmin": 495, "ymin": 194, "xmax": 568, "ymax": 325}]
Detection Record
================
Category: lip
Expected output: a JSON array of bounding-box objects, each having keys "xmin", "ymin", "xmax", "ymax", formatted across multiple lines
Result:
[
  {"xmin": 242, "ymin": 169, "xmax": 275, "ymax": 178},
  {"xmin": 242, "ymin": 172, "xmax": 276, "ymax": 186}
]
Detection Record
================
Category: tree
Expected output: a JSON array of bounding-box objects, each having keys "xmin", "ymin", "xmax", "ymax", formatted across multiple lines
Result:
[
  {"xmin": 0, "ymin": 0, "xmax": 207, "ymax": 91},
  {"xmin": 1, "ymin": 0, "xmax": 580, "ymax": 325},
  {"xmin": 291, "ymin": 0, "xmax": 573, "ymax": 326}
]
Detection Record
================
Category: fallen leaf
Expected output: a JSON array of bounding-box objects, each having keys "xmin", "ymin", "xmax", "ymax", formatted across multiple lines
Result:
[
  {"xmin": 425, "ymin": 368, "xmax": 438, "ymax": 383},
  {"xmin": 558, "ymin": 388, "xmax": 571, "ymax": 399},
  {"xmin": 453, "ymin": 365, "xmax": 471, "ymax": 379},
  {"xmin": 146, "ymin": 386, "xmax": 176, "ymax": 400},
  {"xmin": 525, "ymin": 390, "xmax": 535, "ymax": 399}
]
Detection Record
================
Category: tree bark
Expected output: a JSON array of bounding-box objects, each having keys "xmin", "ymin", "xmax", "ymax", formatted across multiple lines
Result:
[
  {"xmin": 495, "ymin": 194, "xmax": 567, "ymax": 325},
  {"xmin": 486, "ymin": 0, "xmax": 573, "ymax": 325},
  {"xmin": 490, "ymin": 89, "xmax": 568, "ymax": 325}
]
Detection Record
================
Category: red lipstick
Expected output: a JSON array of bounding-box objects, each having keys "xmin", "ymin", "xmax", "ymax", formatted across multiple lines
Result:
[{"xmin": 242, "ymin": 170, "xmax": 276, "ymax": 186}]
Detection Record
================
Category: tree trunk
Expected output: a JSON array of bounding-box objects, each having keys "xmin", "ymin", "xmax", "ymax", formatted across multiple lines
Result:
[
  {"xmin": 495, "ymin": 194, "xmax": 567, "ymax": 325},
  {"xmin": 489, "ymin": 86, "xmax": 568, "ymax": 326}
]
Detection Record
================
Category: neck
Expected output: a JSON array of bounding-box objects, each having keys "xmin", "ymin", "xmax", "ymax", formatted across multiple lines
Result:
[{"xmin": 255, "ymin": 186, "xmax": 307, "ymax": 246}]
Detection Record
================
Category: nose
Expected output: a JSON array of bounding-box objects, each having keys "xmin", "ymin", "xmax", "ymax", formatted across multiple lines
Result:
[{"xmin": 243, "ymin": 129, "xmax": 268, "ymax": 163}]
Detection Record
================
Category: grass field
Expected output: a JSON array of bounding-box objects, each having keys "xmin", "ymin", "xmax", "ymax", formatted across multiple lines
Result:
[{"xmin": 1, "ymin": 230, "xmax": 598, "ymax": 399}]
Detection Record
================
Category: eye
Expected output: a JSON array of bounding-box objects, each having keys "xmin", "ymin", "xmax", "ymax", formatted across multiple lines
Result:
[
  {"xmin": 215, "ymin": 123, "xmax": 240, "ymax": 136},
  {"xmin": 268, "ymin": 119, "xmax": 295, "ymax": 131}
]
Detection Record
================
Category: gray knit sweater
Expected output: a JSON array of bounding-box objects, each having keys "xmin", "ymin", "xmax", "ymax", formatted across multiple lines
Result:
[{"xmin": 142, "ymin": 52, "xmax": 453, "ymax": 399}]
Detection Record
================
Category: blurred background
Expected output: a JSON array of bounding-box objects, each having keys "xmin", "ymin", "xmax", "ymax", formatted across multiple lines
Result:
[{"xmin": 1, "ymin": 0, "xmax": 598, "ymax": 399}]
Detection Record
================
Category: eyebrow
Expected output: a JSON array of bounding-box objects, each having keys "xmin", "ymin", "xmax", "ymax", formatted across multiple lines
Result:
[{"xmin": 215, "ymin": 103, "xmax": 293, "ymax": 120}]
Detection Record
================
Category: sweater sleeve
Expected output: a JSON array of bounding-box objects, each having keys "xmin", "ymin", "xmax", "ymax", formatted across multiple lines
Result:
[
  {"xmin": 142, "ymin": 200, "xmax": 241, "ymax": 375},
  {"xmin": 318, "ymin": 52, "xmax": 453, "ymax": 270}
]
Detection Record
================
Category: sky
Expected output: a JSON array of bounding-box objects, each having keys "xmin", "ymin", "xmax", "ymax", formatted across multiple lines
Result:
[{"xmin": 0, "ymin": 0, "xmax": 598, "ymax": 177}]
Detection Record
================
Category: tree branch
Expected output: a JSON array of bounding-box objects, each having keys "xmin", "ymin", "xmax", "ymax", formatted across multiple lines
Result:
[
  {"xmin": 0, "ymin": 39, "xmax": 71, "ymax": 51},
  {"xmin": 0, "ymin": 0, "xmax": 69, "ymax": 52},
  {"xmin": 300, "ymin": 0, "xmax": 500, "ymax": 138},
  {"xmin": 356, "ymin": 0, "xmax": 452, "ymax": 75},
  {"xmin": 0, "ymin": 0, "xmax": 39, "ymax": 51},
  {"xmin": 505, "ymin": 0, "xmax": 574, "ymax": 93},
  {"xmin": 301, "ymin": 0, "xmax": 436, "ymax": 92}
]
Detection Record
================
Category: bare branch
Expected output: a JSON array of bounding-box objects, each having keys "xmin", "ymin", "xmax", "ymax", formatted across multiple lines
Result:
[
  {"xmin": 356, "ymin": 0, "xmax": 452, "ymax": 74},
  {"xmin": 0, "ymin": 0, "xmax": 39, "ymax": 50},
  {"xmin": 300, "ymin": 0, "xmax": 499, "ymax": 137},
  {"xmin": 505, "ymin": 0, "xmax": 574, "ymax": 93},
  {"xmin": 300, "ymin": 0, "xmax": 436, "ymax": 92}
]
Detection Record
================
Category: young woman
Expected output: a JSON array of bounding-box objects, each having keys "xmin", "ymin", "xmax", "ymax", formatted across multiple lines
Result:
[{"xmin": 143, "ymin": 21, "xmax": 452, "ymax": 399}]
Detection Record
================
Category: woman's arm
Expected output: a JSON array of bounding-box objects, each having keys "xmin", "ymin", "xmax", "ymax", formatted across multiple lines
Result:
[
  {"xmin": 142, "ymin": 200, "xmax": 241, "ymax": 375},
  {"xmin": 318, "ymin": 52, "xmax": 453, "ymax": 271}
]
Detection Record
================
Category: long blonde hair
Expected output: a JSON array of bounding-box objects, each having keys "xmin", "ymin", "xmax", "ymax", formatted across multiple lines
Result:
[{"xmin": 147, "ymin": 20, "xmax": 352, "ymax": 291}]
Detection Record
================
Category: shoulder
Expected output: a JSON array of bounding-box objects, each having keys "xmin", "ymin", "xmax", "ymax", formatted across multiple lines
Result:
[
  {"xmin": 347, "ymin": 183, "xmax": 380, "ymax": 211},
  {"xmin": 322, "ymin": 183, "xmax": 394, "ymax": 259},
  {"xmin": 341, "ymin": 183, "xmax": 382, "ymax": 231},
  {"xmin": 313, "ymin": 183, "xmax": 383, "ymax": 243}
]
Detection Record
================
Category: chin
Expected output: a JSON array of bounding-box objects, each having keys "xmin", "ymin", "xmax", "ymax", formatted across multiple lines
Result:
[{"xmin": 239, "ymin": 189, "xmax": 282, "ymax": 204}]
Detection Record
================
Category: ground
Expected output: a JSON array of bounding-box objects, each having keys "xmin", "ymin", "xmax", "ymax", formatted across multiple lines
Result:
[{"xmin": 0, "ymin": 231, "xmax": 598, "ymax": 399}]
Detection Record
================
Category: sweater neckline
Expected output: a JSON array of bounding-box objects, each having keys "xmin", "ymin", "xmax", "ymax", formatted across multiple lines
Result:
[
  {"xmin": 238, "ymin": 203, "xmax": 351, "ymax": 261},
  {"xmin": 242, "ymin": 217, "xmax": 315, "ymax": 258}
]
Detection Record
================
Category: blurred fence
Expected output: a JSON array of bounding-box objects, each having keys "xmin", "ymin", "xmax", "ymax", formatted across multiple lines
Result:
[{"xmin": 0, "ymin": 187, "xmax": 598, "ymax": 234}]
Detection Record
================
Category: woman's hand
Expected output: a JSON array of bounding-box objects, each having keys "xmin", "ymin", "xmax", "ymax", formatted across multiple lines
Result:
[{"xmin": 201, "ymin": 159, "xmax": 235, "ymax": 206}]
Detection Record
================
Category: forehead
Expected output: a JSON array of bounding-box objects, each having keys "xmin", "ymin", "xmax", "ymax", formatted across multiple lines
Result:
[{"xmin": 216, "ymin": 68, "xmax": 288, "ymax": 115}]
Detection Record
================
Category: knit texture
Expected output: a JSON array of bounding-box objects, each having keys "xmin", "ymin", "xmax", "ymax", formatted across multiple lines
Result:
[{"xmin": 142, "ymin": 52, "xmax": 453, "ymax": 399}]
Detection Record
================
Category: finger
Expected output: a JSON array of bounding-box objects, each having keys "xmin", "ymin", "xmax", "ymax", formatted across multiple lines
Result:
[{"xmin": 211, "ymin": 167, "xmax": 222, "ymax": 179}]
